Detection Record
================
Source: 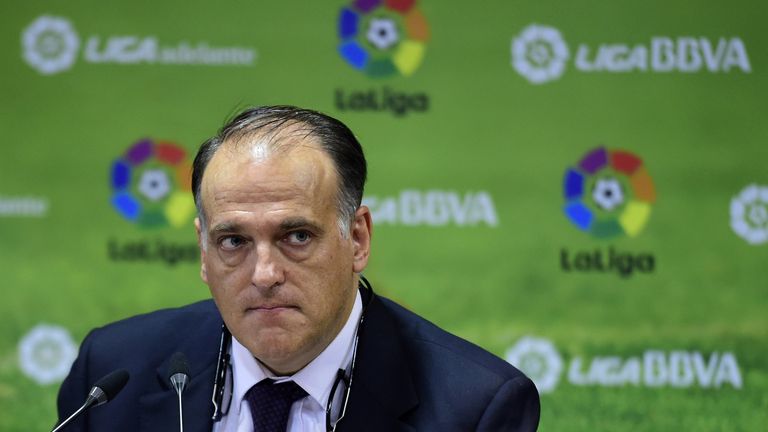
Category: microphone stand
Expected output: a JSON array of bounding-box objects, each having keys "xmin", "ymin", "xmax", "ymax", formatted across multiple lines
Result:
[
  {"xmin": 168, "ymin": 352, "xmax": 190, "ymax": 432},
  {"xmin": 52, "ymin": 387, "xmax": 107, "ymax": 432},
  {"xmin": 170, "ymin": 372, "xmax": 188, "ymax": 432},
  {"xmin": 52, "ymin": 401, "xmax": 90, "ymax": 432},
  {"xmin": 175, "ymin": 389, "xmax": 184, "ymax": 432},
  {"xmin": 52, "ymin": 369, "xmax": 129, "ymax": 432}
]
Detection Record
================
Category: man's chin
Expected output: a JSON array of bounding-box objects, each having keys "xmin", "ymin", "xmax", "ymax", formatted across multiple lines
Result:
[
  {"xmin": 253, "ymin": 345, "xmax": 308, "ymax": 376},
  {"xmin": 240, "ymin": 332, "xmax": 305, "ymax": 368}
]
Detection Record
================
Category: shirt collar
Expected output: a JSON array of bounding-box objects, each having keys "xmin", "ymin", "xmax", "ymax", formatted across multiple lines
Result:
[{"xmin": 229, "ymin": 290, "xmax": 363, "ymax": 414}]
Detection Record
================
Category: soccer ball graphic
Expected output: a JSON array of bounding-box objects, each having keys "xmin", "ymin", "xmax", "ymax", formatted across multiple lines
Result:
[
  {"xmin": 367, "ymin": 18, "xmax": 399, "ymax": 50},
  {"xmin": 592, "ymin": 178, "xmax": 625, "ymax": 211},
  {"xmin": 337, "ymin": 0, "xmax": 429, "ymax": 77},
  {"xmin": 138, "ymin": 169, "xmax": 171, "ymax": 202}
]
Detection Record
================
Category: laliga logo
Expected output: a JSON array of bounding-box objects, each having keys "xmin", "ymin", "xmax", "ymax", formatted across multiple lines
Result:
[
  {"xmin": 21, "ymin": 14, "xmax": 256, "ymax": 75},
  {"xmin": 110, "ymin": 138, "xmax": 195, "ymax": 228},
  {"xmin": 505, "ymin": 336, "xmax": 564, "ymax": 394},
  {"xmin": 563, "ymin": 147, "xmax": 656, "ymax": 239},
  {"xmin": 560, "ymin": 147, "xmax": 656, "ymax": 278},
  {"xmin": 511, "ymin": 23, "xmax": 751, "ymax": 84},
  {"xmin": 730, "ymin": 184, "xmax": 768, "ymax": 245},
  {"xmin": 511, "ymin": 24, "xmax": 569, "ymax": 84},
  {"xmin": 22, "ymin": 16, "xmax": 80, "ymax": 75},
  {"xmin": 18, "ymin": 324, "xmax": 78, "ymax": 385},
  {"xmin": 338, "ymin": 0, "xmax": 430, "ymax": 78},
  {"xmin": 506, "ymin": 336, "xmax": 743, "ymax": 392}
]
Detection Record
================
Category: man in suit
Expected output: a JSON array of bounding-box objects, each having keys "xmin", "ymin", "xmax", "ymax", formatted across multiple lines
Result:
[{"xmin": 57, "ymin": 106, "xmax": 540, "ymax": 431}]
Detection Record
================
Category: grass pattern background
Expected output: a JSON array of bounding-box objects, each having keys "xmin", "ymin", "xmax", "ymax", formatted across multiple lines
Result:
[{"xmin": 1, "ymin": 1, "xmax": 767, "ymax": 430}]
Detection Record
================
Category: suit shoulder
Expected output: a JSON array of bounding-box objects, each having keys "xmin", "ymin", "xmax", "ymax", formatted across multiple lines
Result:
[
  {"xmin": 378, "ymin": 296, "xmax": 526, "ymax": 381},
  {"xmin": 85, "ymin": 299, "xmax": 220, "ymax": 350}
]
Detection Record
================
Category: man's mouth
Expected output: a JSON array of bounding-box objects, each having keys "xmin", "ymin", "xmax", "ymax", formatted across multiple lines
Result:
[{"xmin": 248, "ymin": 304, "xmax": 298, "ymax": 313}]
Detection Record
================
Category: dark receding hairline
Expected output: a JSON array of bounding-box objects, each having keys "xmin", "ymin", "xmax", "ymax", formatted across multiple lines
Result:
[{"xmin": 192, "ymin": 105, "xmax": 367, "ymax": 238}]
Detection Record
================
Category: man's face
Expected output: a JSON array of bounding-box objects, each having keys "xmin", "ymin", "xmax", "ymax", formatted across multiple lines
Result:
[{"xmin": 196, "ymin": 137, "xmax": 371, "ymax": 375}]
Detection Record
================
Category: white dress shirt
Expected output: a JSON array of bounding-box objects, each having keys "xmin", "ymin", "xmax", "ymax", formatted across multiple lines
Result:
[{"xmin": 213, "ymin": 291, "xmax": 362, "ymax": 432}]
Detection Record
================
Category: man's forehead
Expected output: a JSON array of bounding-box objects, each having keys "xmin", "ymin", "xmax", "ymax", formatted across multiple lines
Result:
[
  {"xmin": 220, "ymin": 121, "xmax": 322, "ymax": 160},
  {"xmin": 198, "ymin": 132, "xmax": 337, "ymax": 222},
  {"xmin": 206, "ymin": 129, "xmax": 329, "ymax": 180}
]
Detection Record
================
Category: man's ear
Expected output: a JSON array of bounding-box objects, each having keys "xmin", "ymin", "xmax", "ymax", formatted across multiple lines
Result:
[
  {"xmin": 351, "ymin": 206, "xmax": 372, "ymax": 273},
  {"xmin": 195, "ymin": 217, "xmax": 208, "ymax": 283}
]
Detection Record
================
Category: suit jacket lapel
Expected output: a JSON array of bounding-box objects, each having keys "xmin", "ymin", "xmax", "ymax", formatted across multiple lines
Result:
[
  {"xmin": 139, "ymin": 313, "xmax": 221, "ymax": 432},
  {"xmin": 133, "ymin": 290, "xmax": 418, "ymax": 431},
  {"xmin": 338, "ymin": 290, "xmax": 418, "ymax": 432}
]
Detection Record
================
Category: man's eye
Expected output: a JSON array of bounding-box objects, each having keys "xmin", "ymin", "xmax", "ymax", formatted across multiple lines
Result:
[
  {"xmin": 285, "ymin": 231, "xmax": 312, "ymax": 245},
  {"xmin": 220, "ymin": 236, "xmax": 246, "ymax": 250}
]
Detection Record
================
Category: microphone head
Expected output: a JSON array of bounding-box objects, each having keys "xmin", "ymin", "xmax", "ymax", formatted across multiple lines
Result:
[
  {"xmin": 168, "ymin": 351, "xmax": 190, "ymax": 380},
  {"xmin": 93, "ymin": 369, "xmax": 130, "ymax": 402},
  {"xmin": 168, "ymin": 352, "xmax": 191, "ymax": 395}
]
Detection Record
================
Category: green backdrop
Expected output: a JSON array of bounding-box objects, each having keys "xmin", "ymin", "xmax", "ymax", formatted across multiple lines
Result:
[{"xmin": 1, "ymin": 1, "xmax": 766, "ymax": 430}]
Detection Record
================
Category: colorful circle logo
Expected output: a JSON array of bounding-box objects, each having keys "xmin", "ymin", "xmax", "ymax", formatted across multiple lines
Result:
[
  {"xmin": 338, "ymin": 0, "xmax": 430, "ymax": 78},
  {"xmin": 110, "ymin": 138, "xmax": 195, "ymax": 228},
  {"xmin": 563, "ymin": 147, "xmax": 656, "ymax": 238}
]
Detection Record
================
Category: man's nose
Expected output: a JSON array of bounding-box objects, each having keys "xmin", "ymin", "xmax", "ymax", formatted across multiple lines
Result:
[{"xmin": 251, "ymin": 243, "xmax": 285, "ymax": 290}]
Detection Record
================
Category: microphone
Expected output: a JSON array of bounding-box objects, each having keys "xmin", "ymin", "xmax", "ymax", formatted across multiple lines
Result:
[
  {"xmin": 52, "ymin": 369, "xmax": 129, "ymax": 432},
  {"xmin": 168, "ymin": 352, "xmax": 191, "ymax": 432}
]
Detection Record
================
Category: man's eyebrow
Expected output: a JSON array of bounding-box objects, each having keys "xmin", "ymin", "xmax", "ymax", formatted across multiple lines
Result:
[
  {"xmin": 210, "ymin": 222, "xmax": 242, "ymax": 235},
  {"xmin": 280, "ymin": 217, "xmax": 325, "ymax": 234}
]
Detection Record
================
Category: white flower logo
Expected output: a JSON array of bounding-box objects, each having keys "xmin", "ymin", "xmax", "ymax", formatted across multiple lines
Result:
[
  {"xmin": 18, "ymin": 324, "xmax": 78, "ymax": 385},
  {"xmin": 22, "ymin": 16, "xmax": 80, "ymax": 75},
  {"xmin": 731, "ymin": 184, "xmax": 768, "ymax": 245},
  {"xmin": 505, "ymin": 336, "xmax": 563, "ymax": 393},
  {"xmin": 511, "ymin": 24, "xmax": 569, "ymax": 84}
]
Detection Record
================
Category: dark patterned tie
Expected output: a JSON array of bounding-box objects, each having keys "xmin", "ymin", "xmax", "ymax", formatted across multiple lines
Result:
[{"xmin": 244, "ymin": 379, "xmax": 308, "ymax": 432}]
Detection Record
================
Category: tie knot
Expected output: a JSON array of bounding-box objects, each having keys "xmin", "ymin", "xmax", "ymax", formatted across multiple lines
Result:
[
  {"xmin": 245, "ymin": 379, "xmax": 308, "ymax": 432},
  {"xmin": 254, "ymin": 379, "xmax": 308, "ymax": 403}
]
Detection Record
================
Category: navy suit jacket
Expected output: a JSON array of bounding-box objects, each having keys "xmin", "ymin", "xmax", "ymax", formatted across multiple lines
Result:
[{"xmin": 57, "ymin": 291, "xmax": 540, "ymax": 431}]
